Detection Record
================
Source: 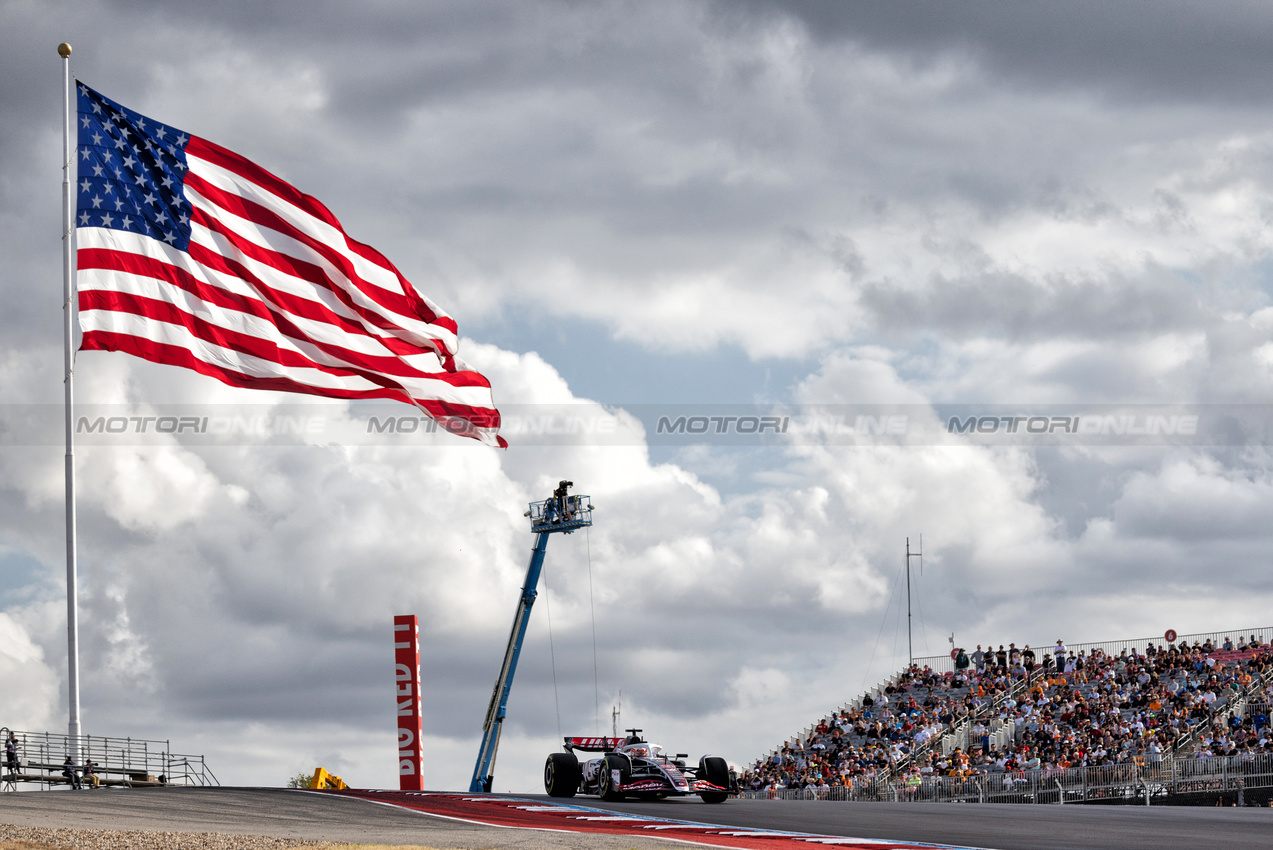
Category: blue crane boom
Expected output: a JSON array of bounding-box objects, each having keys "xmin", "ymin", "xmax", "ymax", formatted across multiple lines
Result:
[{"xmin": 469, "ymin": 481, "xmax": 593, "ymax": 793}]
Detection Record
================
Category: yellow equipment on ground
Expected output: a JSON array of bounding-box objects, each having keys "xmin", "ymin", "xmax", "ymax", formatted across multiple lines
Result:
[{"xmin": 309, "ymin": 767, "xmax": 348, "ymax": 790}]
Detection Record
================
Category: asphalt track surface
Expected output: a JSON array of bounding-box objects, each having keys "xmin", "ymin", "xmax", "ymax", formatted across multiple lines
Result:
[{"xmin": 0, "ymin": 787, "xmax": 1269, "ymax": 850}]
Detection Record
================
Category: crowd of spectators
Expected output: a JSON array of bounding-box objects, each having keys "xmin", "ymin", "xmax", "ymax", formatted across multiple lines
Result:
[{"xmin": 741, "ymin": 634, "xmax": 1273, "ymax": 794}]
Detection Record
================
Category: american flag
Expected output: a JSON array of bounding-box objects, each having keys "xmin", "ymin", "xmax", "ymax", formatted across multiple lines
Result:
[{"xmin": 74, "ymin": 82, "xmax": 505, "ymax": 447}]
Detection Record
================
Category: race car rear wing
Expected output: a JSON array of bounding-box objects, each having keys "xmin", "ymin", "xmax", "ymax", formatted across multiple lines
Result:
[{"xmin": 563, "ymin": 736, "xmax": 625, "ymax": 752}]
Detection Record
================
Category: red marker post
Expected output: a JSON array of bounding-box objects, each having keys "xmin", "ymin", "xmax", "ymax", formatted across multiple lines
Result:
[{"xmin": 394, "ymin": 615, "xmax": 425, "ymax": 791}]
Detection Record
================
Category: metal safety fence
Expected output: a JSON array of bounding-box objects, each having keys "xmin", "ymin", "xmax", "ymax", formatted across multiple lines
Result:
[
  {"xmin": 738, "ymin": 752, "xmax": 1273, "ymax": 805},
  {"xmin": 0, "ymin": 727, "xmax": 218, "ymax": 790},
  {"xmin": 914, "ymin": 626, "xmax": 1272, "ymax": 675}
]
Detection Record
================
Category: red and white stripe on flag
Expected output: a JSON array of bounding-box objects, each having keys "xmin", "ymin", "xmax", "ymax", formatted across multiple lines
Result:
[{"xmin": 73, "ymin": 83, "xmax": 505, "ymax": 447}]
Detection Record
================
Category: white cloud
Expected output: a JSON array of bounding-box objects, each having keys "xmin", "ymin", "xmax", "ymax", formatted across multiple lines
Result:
[{"xmin": 0, "ymin": 610, "xmax": 60, "ymax": 732}]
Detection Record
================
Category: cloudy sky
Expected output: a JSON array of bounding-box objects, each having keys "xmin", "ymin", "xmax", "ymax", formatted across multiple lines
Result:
[{"xmin": 4, "ymin": 0, "xmax": 1273, "ymax": 792}]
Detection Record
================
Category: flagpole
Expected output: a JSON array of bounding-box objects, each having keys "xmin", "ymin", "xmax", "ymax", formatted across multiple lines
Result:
[{"xmin": 58, "ymin": 41, "xmax": 82, "ymax": 759}]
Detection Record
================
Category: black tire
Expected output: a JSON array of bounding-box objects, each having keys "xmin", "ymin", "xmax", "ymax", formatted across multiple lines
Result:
[
  {"xmin": 598, "ymin": 753, "xmax": 628, "ymax": 801},
  {"xmin": 698, "ymin": 756, "xmax": 729, "ymax": 803},
  {"xmin": 544, "ymin": 752, "xmax": 580, "ymax": 798}
]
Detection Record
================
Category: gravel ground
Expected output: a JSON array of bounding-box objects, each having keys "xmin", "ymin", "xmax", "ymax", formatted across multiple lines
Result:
[
  {"xmin": 0, "ymin": 824, "xmax": 340, "ymax": 850},
  {"xmin": 0, "ymin": 820, "xmax": 680, "ymax": 850}
]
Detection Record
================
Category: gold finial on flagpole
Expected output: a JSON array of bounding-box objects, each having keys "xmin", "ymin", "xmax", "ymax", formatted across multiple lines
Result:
[{"xmin": 58, "ymin": 42, "xmax": 72, "ymax": 57}]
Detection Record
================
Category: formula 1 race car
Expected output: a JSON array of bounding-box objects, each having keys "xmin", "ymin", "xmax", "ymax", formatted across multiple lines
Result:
[{"xmin": 543, "ymin": 729, "xmax": 731, "ymax": 803}]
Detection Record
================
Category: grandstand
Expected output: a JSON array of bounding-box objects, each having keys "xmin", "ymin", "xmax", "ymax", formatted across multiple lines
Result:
[{"xmin": 740, "ymin": 627, "xmax": 1273, "ymax": 805}]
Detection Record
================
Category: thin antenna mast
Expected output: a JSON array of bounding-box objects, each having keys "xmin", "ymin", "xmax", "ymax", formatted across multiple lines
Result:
[{"xmin": 905, "ymin": 536, "xmax": 923, "ymax": 668}]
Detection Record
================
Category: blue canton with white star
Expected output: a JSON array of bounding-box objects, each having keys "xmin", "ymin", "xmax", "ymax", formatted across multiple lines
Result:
[{"xmin": 76, "ymin": 82, "xmax": 192, "ymax": 251}]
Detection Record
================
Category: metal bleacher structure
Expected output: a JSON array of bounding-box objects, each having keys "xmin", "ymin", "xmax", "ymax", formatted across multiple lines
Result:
[
  {"xmin": 743, "ymin": 626, "xmax": 1273, "ymax": 805},
  {"xmin": 0, "ymin": 728, "xmax": 218, "ymax": 791}
]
